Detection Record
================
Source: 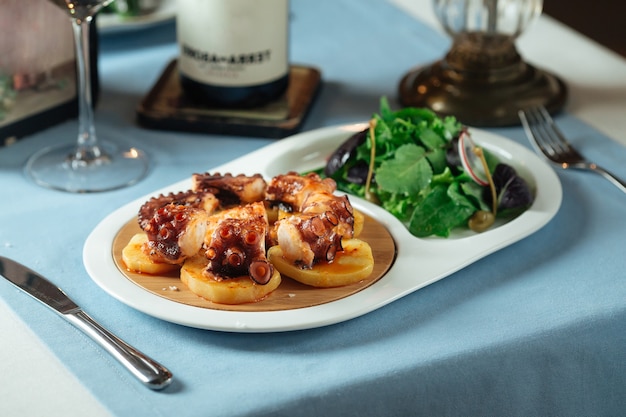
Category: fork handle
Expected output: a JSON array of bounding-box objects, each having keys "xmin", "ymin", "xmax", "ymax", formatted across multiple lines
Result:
[{"xmin": 586, "ymin": 163, "xmax": 626, "ymax": 194}]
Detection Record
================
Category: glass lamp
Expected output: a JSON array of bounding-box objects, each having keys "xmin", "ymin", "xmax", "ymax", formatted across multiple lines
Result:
[{"xmin": 398, "ymin": 0, "xmax": 567, "ymax": 126}]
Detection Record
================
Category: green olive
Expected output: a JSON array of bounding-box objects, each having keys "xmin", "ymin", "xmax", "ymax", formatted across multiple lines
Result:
[{"xmin": 468, "ymin": 210, "xmax": 495, "ymax": 233}]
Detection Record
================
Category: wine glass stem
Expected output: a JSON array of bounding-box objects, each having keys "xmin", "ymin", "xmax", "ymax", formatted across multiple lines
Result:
[
  {"xmin": 485, "ymin": 0, "xmax": 498, "ymax": 32},
  {"xmin": 71, "ymin": 17, "xmax": 105, "ymax": 164}
]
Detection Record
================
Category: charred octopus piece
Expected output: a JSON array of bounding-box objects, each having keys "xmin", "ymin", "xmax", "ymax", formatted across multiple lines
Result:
[
  {"xmin": 192, "ymin": 172, "xmax": 267, "ymax": 206},
  {"xmin": 142, "ymin": 203, "xmax": 208, "ymax": 265},
  {"xmin": 265, "ymin": 171, "xmax": 336, "ymax": 210},
  {"xmin": 138, "ymin": 190, "xmax": 218, "ymax": 230},
  {"xmin": 204, "ymin": 201, "xmax": 274, "ymax": 285},
  {"xmin": 267, "ymin": 172, "xmax": 355, "ymax": 268}
]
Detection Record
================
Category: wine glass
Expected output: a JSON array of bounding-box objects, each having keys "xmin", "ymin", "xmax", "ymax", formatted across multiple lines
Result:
[
  {"xmin": 25, "ymin": 0, "xmax": 148, "ymax": 193},
  {"xmin": 398, "ymin": 0, "xmax": 567, "ymax": 127}
]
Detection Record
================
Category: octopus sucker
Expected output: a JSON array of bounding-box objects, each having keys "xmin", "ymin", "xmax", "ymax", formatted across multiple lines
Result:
[
  {"xmin": 203, "ymin": 201, "xmax": 274, "ymax": 285},
  {"xmin": 192, "ymin": 172, "xmax": 267, "ymax": 206},
  {"xmin": 138, "ymin": 190, "xmax": 219, "ymax": 230},
  {"xmin": 142, "ymin": 203, "xmax": 209, "ymax": 265},
  {"xmin": 249, "ymin": 260, "xmax": 273, "ymax": 284}
]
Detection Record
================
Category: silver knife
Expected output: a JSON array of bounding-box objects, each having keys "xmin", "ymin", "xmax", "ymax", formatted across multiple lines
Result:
[{"xmin": 0, "ymin": 256, "xmax": 173, "ymax": 390}]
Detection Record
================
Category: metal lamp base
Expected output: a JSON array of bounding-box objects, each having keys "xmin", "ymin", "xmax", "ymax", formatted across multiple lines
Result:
[{"xmin": 398, "ymin": 33, "xmax": 567, "ymax": 127}]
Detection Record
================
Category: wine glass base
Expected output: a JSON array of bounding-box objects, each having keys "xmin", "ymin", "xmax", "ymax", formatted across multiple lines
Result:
[
  {"xmin": 398, "ymin": 59, "xmax": 568, "ymax": 127},
  {"xmin": 25, "ymin": 141, "xmax": 149, "ymax": 193}
]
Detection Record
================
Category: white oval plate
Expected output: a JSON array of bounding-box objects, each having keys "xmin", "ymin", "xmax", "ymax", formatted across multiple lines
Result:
[{"xmin": 83, "ymin": 124, "xmax": 561, "ymax": 332}]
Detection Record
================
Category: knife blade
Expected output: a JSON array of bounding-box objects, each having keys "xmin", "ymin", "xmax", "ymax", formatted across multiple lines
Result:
[{"xmin": 0, "ymin": 256, "xmax": 172, "ymax": 390}]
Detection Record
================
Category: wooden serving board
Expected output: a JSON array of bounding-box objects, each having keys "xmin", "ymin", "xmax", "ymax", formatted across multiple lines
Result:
[{"xmin": 112, "ymin": 214, "xmax": 396, "ymax": 312}]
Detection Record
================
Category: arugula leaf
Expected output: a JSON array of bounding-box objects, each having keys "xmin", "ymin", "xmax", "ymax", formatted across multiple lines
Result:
[
  {"xmin": 461, "ymin": 181, "xmax": 491, "ymax": 212},
  {"xmin": 426, "ymin": 148, "xmax": 447, "ymax": 174},
  {"xmin": 408, "ymin": 183, "xmax": 475, "ymax": 237},
  {"xmin": 419, "ymin": 128, "xmax": 447, "ymax": 150},
  {"xmin": 380, "ymin": 191, "xmax": 419, "ymax": 221},
  {"xmin": 432, "ymin": 167, "xmax": 456, "ymax": 185},
  {"xmin": 376, "ymin": 144, "xmax": 432, "ymax": 194}
]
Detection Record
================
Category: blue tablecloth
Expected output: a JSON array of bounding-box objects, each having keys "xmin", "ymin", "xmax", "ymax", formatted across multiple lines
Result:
[{"xmin": 1, "ymin": 1, "xmax": 625, "ymax": 416}]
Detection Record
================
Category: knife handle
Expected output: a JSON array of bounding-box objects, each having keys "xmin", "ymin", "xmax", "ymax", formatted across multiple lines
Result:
[{"xmin": 65, "ymin": 310, "xmax": 173, "ymax": 390}]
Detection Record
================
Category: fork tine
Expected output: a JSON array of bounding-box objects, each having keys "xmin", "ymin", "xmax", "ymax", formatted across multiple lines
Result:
[
  {"xmin": 535, "ymin": 106, "xmax": 576, "ymax": 155},
  {"xmin": 519, "ymin": 106, "xmax": 582, "ymax": 163},
  {"xmin": 519, "ymin": 106, "xmax": 559, "ymax": 162}
]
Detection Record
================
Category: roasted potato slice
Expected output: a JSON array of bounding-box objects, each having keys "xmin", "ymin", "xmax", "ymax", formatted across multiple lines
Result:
[
  {"xmin": 181, "ymin": 255, "xmax": 281, "ymax": 304},
  {"xmin": 353, "ymin": 208, "xmax": 364, "ymax": 237},
  {"xmin": 122, "ymin": 233, "xmax": 180, "ymax": 275},
  {"xmin": 267, "ymin": 238, "xmax": 373, "ymax": 288}
]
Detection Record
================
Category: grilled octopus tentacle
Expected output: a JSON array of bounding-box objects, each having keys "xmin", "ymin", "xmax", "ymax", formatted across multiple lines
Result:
[
  {"xmin": 192, "ymin": 172, "xmax": 267, "ymax": 206},
  {"xmin": 266, "ymin": 171, "xmax": 336, "ymax": 210},
  {"xmin": 143, "ymin": 203, "xmax": 208, "ymax": 265},
  {"xmin": 204, "ymin": 201, "xmax": 274, "ymax": 285},
  {"xmin": 138, "ymin": 190, "xmax": 219, "ymax": 230},
  {"xmin": 267, "ymin": 172, "xmax": 355, "ymax": 268}
]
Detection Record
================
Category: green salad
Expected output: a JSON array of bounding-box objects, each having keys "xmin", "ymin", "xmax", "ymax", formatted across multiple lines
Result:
[{"xmin": 319, "ymin": 98, "xmax": 533, "ymax": 238}]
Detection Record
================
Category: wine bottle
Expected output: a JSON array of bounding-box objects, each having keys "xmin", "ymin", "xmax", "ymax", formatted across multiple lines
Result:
[{"xmin": 177, "ymin": 0, "xmax": 289, "ymax": 108}]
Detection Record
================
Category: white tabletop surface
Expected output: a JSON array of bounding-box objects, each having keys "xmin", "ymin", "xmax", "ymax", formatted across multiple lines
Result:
[{"xmin": 2, "ymin": 1, "xmax": 625, "ymax": 416}]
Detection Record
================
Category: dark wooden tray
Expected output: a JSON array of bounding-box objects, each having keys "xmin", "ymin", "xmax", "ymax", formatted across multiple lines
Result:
[{"xmin": 137, "ymin": 60, "xmax": 322, "ymax": 139}]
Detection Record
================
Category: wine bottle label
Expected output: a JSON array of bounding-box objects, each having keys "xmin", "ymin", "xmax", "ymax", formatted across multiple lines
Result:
[{"xmin": 177, "ymin": 0, "xmax": 289, "ymax": 87}]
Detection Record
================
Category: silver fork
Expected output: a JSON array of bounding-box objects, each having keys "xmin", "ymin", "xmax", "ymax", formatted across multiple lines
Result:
[{"xmin": 519, "ymin": 106, "xmax": 626, "ymax": 194}]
